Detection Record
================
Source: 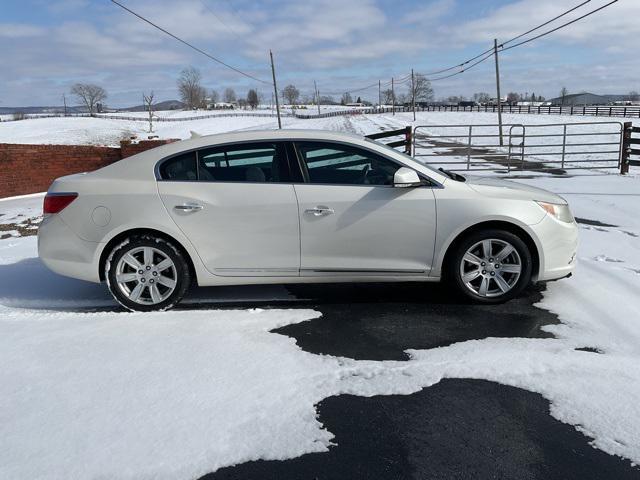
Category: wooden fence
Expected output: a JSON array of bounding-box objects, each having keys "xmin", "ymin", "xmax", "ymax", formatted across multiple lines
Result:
[
  {"xmin": 364, "ymin": 126, "xmax": 412, "ymax": 154},
  {"xmin": 621, "ymin": 122, "xmax": 640, "ymax": 174},
  {"xmin": 415, "ymin": 104, "xmax": 640, "ymax": 118}
]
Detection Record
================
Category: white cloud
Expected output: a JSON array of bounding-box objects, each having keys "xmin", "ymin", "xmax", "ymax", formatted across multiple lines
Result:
[
  {"xmin": 0, "ymin": 0, "xmax": 639, "ymax": 106},
  {"xmin": 0, "ymin": 24, "xmax": 46, "ymax": 38},
  {"xmin": 402, "ymin": 0, "xmax": 456, "ymax": 24},
  {"xmin": 446, "ymin": 0, "xmax": 640, "ymax": 46}
]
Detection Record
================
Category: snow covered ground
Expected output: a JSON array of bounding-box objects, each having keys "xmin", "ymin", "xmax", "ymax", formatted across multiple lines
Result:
[
  {"xmin": 0, "ymin": 170, "xmax": 639, "ymax": 478},
  {"xmin": 1, "ymin": 112, "xmax": 639, "ymax": 478}
]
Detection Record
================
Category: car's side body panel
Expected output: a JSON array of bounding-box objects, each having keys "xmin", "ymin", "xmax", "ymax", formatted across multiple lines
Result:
[
  {"xmin": 157, "ymin": 182, "xmax": 300, "ymax": 276},
  {"xmin": 293, "ymin": 184, "xmax": 436, "ymax": 274}
]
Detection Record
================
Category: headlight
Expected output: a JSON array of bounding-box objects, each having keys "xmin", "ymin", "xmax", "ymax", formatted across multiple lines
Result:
[{"xmin": 536, "ymin": 201, "xmax": 574, "ymax": 223}]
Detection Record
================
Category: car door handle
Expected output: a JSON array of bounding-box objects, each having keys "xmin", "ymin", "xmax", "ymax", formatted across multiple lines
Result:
[
  {"xmin": 305, "ymin": 206, "xmax": 334, "ymax": 216},
  {"xmin": 174, "ymin": 203, "xmax": 204, "ymax": 212}
]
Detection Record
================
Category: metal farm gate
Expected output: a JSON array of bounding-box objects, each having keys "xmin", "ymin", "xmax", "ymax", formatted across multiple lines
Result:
[{"xmin": 412, "ymin": 122, "xmax": 625, "ymax": 174}]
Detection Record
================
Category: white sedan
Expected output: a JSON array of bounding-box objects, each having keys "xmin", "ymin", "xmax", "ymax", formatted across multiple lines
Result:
[{"xmin": 38, "ymin": 129, "xmax": 578, "ymax": 311}]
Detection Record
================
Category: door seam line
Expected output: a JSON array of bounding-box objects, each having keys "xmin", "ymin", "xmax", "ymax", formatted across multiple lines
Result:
[{"xmin": 291, "ymin": 184, "xmax": 302, "ymax": 277}]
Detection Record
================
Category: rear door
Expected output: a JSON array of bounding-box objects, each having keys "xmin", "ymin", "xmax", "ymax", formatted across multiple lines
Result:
[
  {"xmin": 157, "ymin": 142, "xmax": 300, "ymax": 276},
  {"xmin": 291, "ymin": 141, "xmax": 437, "ymax": 275}
]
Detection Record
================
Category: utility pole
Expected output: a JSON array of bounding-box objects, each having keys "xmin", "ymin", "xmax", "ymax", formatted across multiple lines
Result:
[
  {"xmin": 62, "ymin": 93, "xmax": 67, "ymax": 117},
  {"xmin": 392, "ymin": 77, "xmax": 395, "ymax": 116},
  {"xmin": 494, "ymin": 38, "xmax": 504, "ymax": 146},
  {"xmin": 269, "ymin": 50, "xmax": 282, "ymax": 129},
  {"xmin": 411, "ymin": 68, "xmax": 416, "ymax": 122},
  {"xmin": 314, "ymin": 80, "xmax": 321, "ymax": 116},
  {"xmin": 378, "ymin": 79, "xmax": 381, "ymax": 108}
]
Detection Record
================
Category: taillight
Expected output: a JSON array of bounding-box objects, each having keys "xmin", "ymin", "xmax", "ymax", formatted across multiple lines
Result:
[{"xmin": 43, "ymin": 193, "xmax": 78, "ymax": 214}]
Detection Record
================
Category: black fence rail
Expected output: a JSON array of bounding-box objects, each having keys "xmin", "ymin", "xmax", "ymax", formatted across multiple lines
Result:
[
  {"xmin": 365, "ymin": 126, "xmax": 412, "ymax": 154},
  {"xmin": 621, "ymin": 121, "xmax": 640, "ymax": 174},
  {"xmin": 416, "ymin": 104, "xmax": 640, "ymax": 118},
  {"xmin": 293, "ymin": 106, "xmax": 413, "ymax": 119}
]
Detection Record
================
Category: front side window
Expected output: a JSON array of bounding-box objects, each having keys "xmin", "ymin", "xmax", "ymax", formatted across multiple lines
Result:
[
  {"xmin": 295, "ymin": 142, "xmax": 399, "ymax": 186},
  {"xmin": 197, "ymin": 142, "xmax": 289, "ymax": 182}
]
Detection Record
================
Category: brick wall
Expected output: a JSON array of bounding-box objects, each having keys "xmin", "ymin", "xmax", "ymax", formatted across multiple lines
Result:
[{"xmin": 0, "ymin": 139, "xmax": 177, "ymax": 199}]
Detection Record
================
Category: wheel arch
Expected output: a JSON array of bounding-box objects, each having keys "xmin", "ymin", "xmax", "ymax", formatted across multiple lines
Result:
[
  {"xmin": 440, "ymin": 220, "xmax": 541, "ymax": 282},
  {"xmin": 98, "ymin": 228, "xmax": 197, "ymax": 283}
]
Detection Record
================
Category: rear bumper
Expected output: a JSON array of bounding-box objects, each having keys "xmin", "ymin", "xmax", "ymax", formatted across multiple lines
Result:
[
  {"xmin": 37, "ymin": 215, "xmax": 102, "ymax": 283},
  {"xmin": 530, "ymin": 214, "xmax": 578, "ymax": 282}
]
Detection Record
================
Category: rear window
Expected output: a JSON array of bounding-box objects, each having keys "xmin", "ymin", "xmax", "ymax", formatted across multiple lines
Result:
[{"xmin": 158, "ymin": 151, "xmax": 197, "ymax": 181}]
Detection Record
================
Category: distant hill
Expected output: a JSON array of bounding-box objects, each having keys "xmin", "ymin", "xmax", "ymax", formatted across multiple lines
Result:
[
  {"xmin": 118, "ymin": 100, "xmax": 185, "ymax": 112},
  {"xmin": 0, "ymin": 106, "xmax": 85, "ymax": 115},
  {"xmin": 0, "ymin": 100, "xmax": 185, "ymax": 115}
]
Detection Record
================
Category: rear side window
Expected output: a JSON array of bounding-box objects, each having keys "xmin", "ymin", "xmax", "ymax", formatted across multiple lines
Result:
[
  {"xmin": 197, "ymin": 142, "xmax": 290, "ymax": 183},
  {"xmin": 158, "ymin": 151, "xmax": 197, "ymax": 181}
]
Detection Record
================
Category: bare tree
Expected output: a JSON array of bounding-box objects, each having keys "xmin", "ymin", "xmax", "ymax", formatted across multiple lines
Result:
[
  {"xmin": 341, "ymin": 92, "xmax": 353, "ymax": 105},
  {"xmin": 143, "ymin": 91, "xmax": 155, "ymax": 133},
  {"xmin": 319, "ymin": 95, "xmax": 336, "ymax": 105},
  {"xmin": 473, "ymin": 92, "xmax": 491, "ymax": 104},
  {"xmin": 411, "ymin": 74, "xmax": 434, "ymax": 103},
  {"xmin": 396, "ymin": 92, "xmax": 408, "ymax": 105},
  {"xmin": 70, "ymin": 83, "xmax": 107, "ymax": 115},
  {"xmin": 446, "ymin": 95, "xmax": 466, "ymax": 104},
  {"xmin": 177, "ymin": 67, "xmax": 206, "ymax": 109},
  {"xmin": 223, "ymin": 87, "xmax": 237, "ymax": 104},
  {"xmin": 209, "ymin": 89, "xmax": 219, "ymax": 108},
  {"xmin": 629, "ymin": 91, "xmax": 640, "ymax": 102},
  {"xmin": 506, "ymin": 92, "xmax": 521, "ymax": 104},
  {"xmin": 381, "ymin": 89, "xmax": 394, "ymax": 105},
  {"xmin": 247, "ymin": 89, "xmax": 259, "ymax": 109},
  {"xmin": 282, "ymin": 84, "xmax": 300, "ymax": 105},
  {"xmin": 560, "ymin": 87, "xmax": 569, "ymax": 106}
]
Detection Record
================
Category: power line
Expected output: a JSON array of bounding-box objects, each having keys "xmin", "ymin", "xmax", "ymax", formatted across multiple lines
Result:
[
  {"xmin": 321, "ymin": 74, "xmax": 410, "ymax": 96},
  {"xmin": 418, "ymin": 0, "xmax": 599, "ymax": 79},
  {"xmin": 425, "ymin": 50, "xmax": 496, "ymax": 82},
  {"xmin": 501, "ymin": 0, "xmax": 592, "ymax": 47},
  {"xmin": 501, "ymin": 0, "xmax": 618, "ymax": 52},
  {"xmin": 418, "ymin": 0, "xmax": 617, "ymax": 82},
  {"xmin": 110, "ymin": 0, "xmax": 272, "ymax": 85},
  {"xmin": 198, "ymin": 0, "xmax": 244, "ymax": 40}
]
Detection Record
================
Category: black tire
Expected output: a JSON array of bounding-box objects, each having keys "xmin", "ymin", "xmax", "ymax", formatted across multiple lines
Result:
[
  {"xmin": 105, "ymin": 234, "xmax": 191, "ymax": 312},
  {"xmin": 447, "ymin": 229, "xmax": 532, "ymax": 304}
]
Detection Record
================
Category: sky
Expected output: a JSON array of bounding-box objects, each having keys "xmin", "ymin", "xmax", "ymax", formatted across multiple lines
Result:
[{"xmin": 0, "ymin": 0, "xmax": 638, "ymax": 107}]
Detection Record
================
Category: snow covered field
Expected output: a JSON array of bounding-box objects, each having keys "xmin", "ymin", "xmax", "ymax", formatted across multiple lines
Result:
[
  {"xmin": 1, "ymin": 110, "xmax": 636, "ymax": 175},
  {"xmin": 0, "ymin": 112, "xmax": 639, "ymax": 478}
]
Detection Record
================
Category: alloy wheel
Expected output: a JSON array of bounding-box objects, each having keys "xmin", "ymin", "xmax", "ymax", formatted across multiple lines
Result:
[
  {"xmin": 459, "ymin": 238, "xmax": 522, "ymax": 298},
  {"xmin": 115, "ymin": 246, "xmax": 178, "ymax": 305}
]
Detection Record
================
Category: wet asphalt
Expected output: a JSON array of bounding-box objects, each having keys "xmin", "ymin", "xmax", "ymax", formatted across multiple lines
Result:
[{"xmin": 199, "ymin": 282, "xmax": 640, "ymax": 480}]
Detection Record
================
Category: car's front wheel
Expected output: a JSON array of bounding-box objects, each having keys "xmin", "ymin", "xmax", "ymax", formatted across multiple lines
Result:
[
  {"xmin": 105, "ymin": 235, "xmax": 191, "ymax": 311},
  {"xmin": 449, "ymin": 229, "xmax": 532, "ymax": 303}
]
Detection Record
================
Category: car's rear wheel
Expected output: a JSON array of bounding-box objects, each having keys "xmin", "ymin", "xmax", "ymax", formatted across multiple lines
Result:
[
  {"xmin": 448, "ymin": 229, "xmax": 532, "ymax": 303},
  {"xmin": 105, "ymin": 235, "xmax": 191, "ymax": 311}
]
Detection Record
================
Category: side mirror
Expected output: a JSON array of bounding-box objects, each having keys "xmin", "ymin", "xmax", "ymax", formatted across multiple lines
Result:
[{"xmin": 393, "ymin": 167, "xmax": 422, "ymax": 188}]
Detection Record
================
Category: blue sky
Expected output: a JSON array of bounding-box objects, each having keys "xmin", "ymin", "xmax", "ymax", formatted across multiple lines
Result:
[{"xmin": 1, "ymin": 0, "xmax": 637, "ymax": 107}]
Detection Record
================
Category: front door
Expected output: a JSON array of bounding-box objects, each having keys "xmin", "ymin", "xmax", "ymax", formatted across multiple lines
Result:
[
  {"xmin": 157, "ymin": 142, "xmax": 300, "ymax": 276},
  {"xmin": 291, "ymin": 141, "xmax": 437, "ymax": 275}
]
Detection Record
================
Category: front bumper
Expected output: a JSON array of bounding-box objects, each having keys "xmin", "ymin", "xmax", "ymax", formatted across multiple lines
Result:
[
  {"xmin": 530, "ymin": 214, "xmax": 578, "ymax": 282},
  {"xmin": 37, "ymin": 215, "xmax": 102, "ymax": 283}
]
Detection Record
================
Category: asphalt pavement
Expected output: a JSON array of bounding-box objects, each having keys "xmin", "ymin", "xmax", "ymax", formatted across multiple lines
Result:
[{"xmin": 200, "ymin": 283, "xmax": 640, "ymax": 480}]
